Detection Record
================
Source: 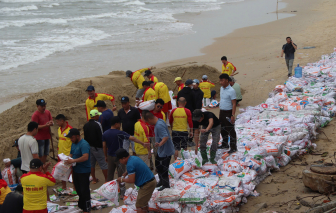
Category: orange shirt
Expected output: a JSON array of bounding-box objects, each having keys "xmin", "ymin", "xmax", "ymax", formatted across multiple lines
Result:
[
  {"xmin": 169, "ymin": 107, "xmax": 193, "ymax": 132},
  {"xmin": 142, "ymin": 88, "xmax": 156, "ymax": 102},
  {"xmin": 199, "ymin": 81, "xmax": 215, "ymax": 98}
]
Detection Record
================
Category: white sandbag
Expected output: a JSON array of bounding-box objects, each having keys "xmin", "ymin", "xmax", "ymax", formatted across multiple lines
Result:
[
  {"xmin": 156, "ymin": 201, "xmax": 181, "ymax": 213},
  {"xmin": 221, "ymin": 160, "xmax": 242, "ymax": 173},
  {"xmin": 264, "ymin": 156, "xmax": 280, "ymax": 170},
  {"xmin": 109, "ymin": 205, "xmax": 136, "ymax": 213},
  {"xmin": 1, "ymin": 163, "xmax": 16, "ymax": 185},
  {"xmin": 181, "ymin": 169, "xmax": 209, "ymax": 179},
  {"xmin": 218, "ymin": 176, "xmax": 241, "ymax": 190},
  {"xmin": 201, "ymin": 163, "xmax": 218, "ymax": 173},
  {"xmin": 168, "ymin": 160, "xmax": 192, "ymax": 179},
  {"xmin": 155, "ymin": 188, "xmax": 183, "ymax": 202},
  {"xmin": 276, "ymin": 154, "xmax": 291, "ymax": 167},
  {"xmin": 51, "ymin": 161, "xmax": 72, "ymax": 182},
  {"xmin": 138, "ymin": 100, "xmax": 155, "ymax": 111},
  {"xmin": 123, "ymin": 188, "xmax": 138, "ymax": 205},
  {"xmin": 96, "ymin": 180, "xmax": 120, "ymax": 206}
]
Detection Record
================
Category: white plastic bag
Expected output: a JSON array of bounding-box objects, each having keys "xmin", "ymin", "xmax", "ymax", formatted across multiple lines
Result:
[
  {"xmin": 51, "ymin": 161, "xmax": 72, "ymax": 182},
  {"xmin": 138, "ymin": 100, "xmax": 155, "ymax": 111},
  {"xmin": 155, "ymin": 188, "xmax": 182, "ymax": 202},
  {"xmin": 1, "ymin": 163, "xmax": 16, "ymax": 185},
  {"xmin": 96, "ymin": 180, "xmax": 120, "ymax": 206},
  {"xmin": 168, "ymin": 160, "xmax": 192, "ymax": 179}
]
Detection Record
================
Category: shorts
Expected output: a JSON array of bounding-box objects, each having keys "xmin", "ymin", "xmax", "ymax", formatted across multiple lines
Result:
[
  {"xmin": 23, "ymin": 209, "xmax": 48, "ymax": 213},
  {"xmin": 138, "ymin": 155, "xmax": 150, "ymax": 167},
  {"xmin": 172, "ymin": 131, "xmax": 188, "ymax": 151},
  {"xmin": 90, "ymin": 147, "xmax": 108, "ymax": 170},
  {"xmin": 136, "ymin": 88, "xmax": 145, "ymax": 99},
  {"xmin": 136, "ymin": 179, "xmax": 156, "ymax": 208},
  {"xmin": 37, "ymin": 139, "xmax": 50, "ymax": 157},
  {"xmin": 162, "ymin": 101, "xmax": 172, "ymax": 113}
]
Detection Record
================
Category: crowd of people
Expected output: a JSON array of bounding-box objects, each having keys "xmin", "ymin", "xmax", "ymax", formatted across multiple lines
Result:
[{"xmin": 0, "ymin": 55, "xmax": 244, "ymax": 213}]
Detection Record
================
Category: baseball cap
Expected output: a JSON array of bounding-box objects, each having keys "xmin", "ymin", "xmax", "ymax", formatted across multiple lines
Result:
[
  {"xmin": 116, "ymin": 148, "xmax": 130, "ymax": 160},
  {"xmin": 193, "ymin": 79, "xmax": 200, "ymax": 84},
  {"xmin": 144, "ymin": 70, "xmax": 152, "ymax": 76},
  {"xmin": 86, "ymin": 85, "xmax": 95, "ymax": 91},
  {"xmin": 192, "ymin": 109, "xmax": 203, "ymax": 121},
  {"xmin": 15, "ymin": 183, "xmax": 23, "ymax": 192},
  {"xmin": 30, "ymin": 159, "xmax": 43, "ymax": 169},
  {"xmin": 174, "ymin": 77, "xmax": 182, "ymax": 83},
  {"xmin": 230, "ymin": 77, "xmax": 236, "ymax": 82},
  {"xmin": 90, "ymin": 109, "xmax": 102, "ymax": 117},
  {"xmin": 65, "ymin": 128, "xmax": 80, "ymax": 138},
  {"xmin": 202, "ymin": 75, "xmax": 208, "ymax": 80},
  {"xmin": 36, "ymin": 99, "xmax": 46, "ymax": 106},
  {"xmin": 94, "ymin": 100, "xmax": 106, "ymax": 108},
  {"xmin": 121, "ymin": 96, "xmax": 129, "ymax": 103},
  {"xmin": 12, "ymin": 139, "xmax": 19, "ymax": 147},
  {"xmin": 185, "ymin": 79, "xmax": 193, "ymax": 86},
  {"xmin": 126, "ymin": 70, "xmax": 132, "ymax": 77}
]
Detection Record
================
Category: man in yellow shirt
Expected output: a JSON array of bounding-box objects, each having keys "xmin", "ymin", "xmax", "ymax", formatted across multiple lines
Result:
[
  {"xmin": 199, "ymin": 75, "xmax": 215, "ymax": 107},
  {"xmin": 126, "ymin": 67, "xmax": 153, "ymax": 100},
  {"xmin": 142, "ymin": 81, "xmax": 156, "ymax": 102},
  {"xmin": 221, "ymin": 56, "xmax": 237, "ymax": 76},
  {"xmin": 144, "ymin": 70, "xmax": 158, "ymax": 83},
  {"xmin": 172, "ymin": 77, "xmax": 184, "ymax": 100},
  {"xmin": 21, "ymin": 159, "xmax": 56, "ymax": 213},
  {"xmin": 85, "ymin": 85, "xmax": 116, "ymax": 121},
  {"xmin": 55, "ymin": 114, "xmax": 72, "ymax": 190},
  {"xmin": 133, "ymin": 118, "xmax": 151, "ymax": 167},
  {"xmin": 0, "ymin": 179, "xmax": 12, "ymax": 206},
  {"xmin": 150, "ymin": 81, "xmax": 172, "ymax": 115}
]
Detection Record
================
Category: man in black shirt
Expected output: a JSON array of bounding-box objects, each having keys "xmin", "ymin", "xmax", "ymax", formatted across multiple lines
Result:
[
  {"xmin": 177, "ymin": 79, "xmax": 196, "ymax": 113},
  {"xmin": 117, "ymin": 96, "xmax": 141, "ymax": 155},
  {"xmin": 192, "ymin": 79, "xmax": 204, "ymax": 110},
  {"xmin": 281, "ymin": 36, "xmax": 297, "ymax": 77},
  {"xmin": 193, "ymin": 109, "xmax": 221, "ymax": 165},
  {"xmin": 83, "ymin": 109, "xmax": 108, "ymax": 183},
  {"xmin": 1, "ymin": 183, "xmax": 23, "ymax": 213}
]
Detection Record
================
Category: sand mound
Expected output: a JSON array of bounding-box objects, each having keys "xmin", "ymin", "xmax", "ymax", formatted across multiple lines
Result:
[{"xmin": 0, "ymin": 64, "xmax": 221, "ymax": 162}]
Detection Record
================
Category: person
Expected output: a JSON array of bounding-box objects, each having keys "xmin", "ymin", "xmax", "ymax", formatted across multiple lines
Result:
[
  {"xmin": 21, "ymin": 159, "xmax": 56, "ymax": 213},
  {"xmin": 116, "ymin": 149, "xmax": 156, "ymax": 213},
  {"xmin": 18, "ymin": 122, "xmax": 39, "ymax": 173},
  {"xmin": 150, "ymin": 99, "xmax": 166, "ymax": 122},
  {"xmin": 172, "ymin": 77, "xmax": 184, "ymax": 99},
  {"xmin": 95, "ymin": 100, "xmax": 114, "ymax": 132},
  {"xmin": 85, "ymin": 85, "xmax": 116, "ymax": 121},
  {"xmin": 177, "ymin": 79, "xmax": 196, "ymax": 112},
  {"xmin": 102, "ymin": 117, "xmax": 150, "ymax": 195},
  {"xmin": 142, "ymin": 110, "xmax": 174, "ymax": 191},
  {"xmin": 281, "ymin": 36, "xmax": 297, "ymax": 77},
  {"xmin": 192, "ymin": 109, "xmax": 221, "ymax": 164},
  {"xmin": 144, "ymin": 70, "xmax": 158, "ymax": 83},
  {"xmin": 118, "ymin": 96, "xmax": 141, "ymax": 155},
  {"xmin": 0, "ymin": 179, "xmax": 12, "ymax": 209},
  {"xmin": 150, "ymin": 81, "xmax": 172, "ymax": 116},
  {"xmin": 229, "ymin": 77, "xmax": 242, "ymax": 106},
  {"xmin": 142, "ymin": 81, "xmax": 156, "ymax": 102},
  {"xmin": 133, "ymin": 118, "xmax": 151, "ymax": 167},
  {"xmin": 219, "ymin": 74, "xmax": 237, "ymax": 153},
  {"xmin": 192, "ymin": 79, "xmax": 204, "ymax": 110},
  {"xmin": 199, "ymin": 75, "xmax": 215, "ymax": 107},
  {"xmin": 1, "ymin": 183, "xmax": 23, "ymax": 213},
  {"xmin": 126, "ymin": 67, "xmax": 153, "ymax": 100},
  {"xmin": 169, "ymin": 97, "xmax": 193, "ymax": 160},
  {"xmin": 65, "ymin": 128, "xmax": 91, "ymax": 213},
  {"xmin": 31, "ymin": 99, "xmax": 53, "ymax": 163},
  {"xmin": 211, "ymin": 90, "xmax": 217, "ymax": 101},
  {"xmin": 83, "ymin": 109, "xmax": 108, "ymax": 183},
  {"xmin": 55, "ymin": 114, "xmax": 73, "ymax": 189},
  {"xmin": 5, "ymin": 139, "xmax": 23, "ymax": 181},
  {"xmin": 221, "ymin": 56, "xmax": 237, "ymax": 76}
]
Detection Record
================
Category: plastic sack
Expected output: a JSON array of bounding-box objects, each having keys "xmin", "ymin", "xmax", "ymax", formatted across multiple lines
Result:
[
  {"xmin": 276, "ymin": 154, "xmax": 291, "ymax": 167},
  {"xmin": 168, "ymin": 160, "xmax": 192, "ymax": 179},
  {"xmin": 156, "ymin": 201, "xmax": 181, "ymax": 213},
  {"xmin": 148, "ymin": 189, "xmax": 160, "ymax": 212},
  {"xmin": 1, "ymin": 164, "xmax": 16, "ymax": 185},
  {"xmin": 155, "ymin": 188, "xmax": 183, "ymax": 202},
  {"xmin": 264, "ymin": 156, "xmax": 280, "ymax": 170},
  {"xmin": 123, "ymin": 188, "xmax": 138, "ymax": 205},
  {"xmin": 96, "ymin": 180, "xmax": 120, "ymax": 206},
  {"xmin": 222, "ymin": 160, "xmax": 242, "ymax": 173},
  {"xmin": 181, "ymin": 169, "xmax": 209, "ymax": 179},
  {"xmin": 218, "ymin": 176, "xmax": 241, "ymax": 190},
  {"xmin": 51, "ymin": 161, "xmax": 72, "ymax": 182},
  {"xmin": 138, "ymin": 100, "xmax": 155, "ymax": 111},
  {"xmin": 109, "ymin": 205, "xmax": 136, "ymax": 213},
  {"xmin": 201, "ymin": 163, "xmax": 218, "ymax": 173}
]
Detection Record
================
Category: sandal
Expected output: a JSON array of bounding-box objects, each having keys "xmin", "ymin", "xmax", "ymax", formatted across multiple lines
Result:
[{"xmin": 92, "ymin": 178, "xmax": 99, "ymax": 184}]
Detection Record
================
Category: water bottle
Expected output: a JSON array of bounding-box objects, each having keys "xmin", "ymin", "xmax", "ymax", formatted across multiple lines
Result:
[
  {"xmin": 226, "ymin": 117, "xmax": 231, "ymax": 123},
  {"xmin": 294, "ymin": 64, "xmax": 302, "ymax": 78}
]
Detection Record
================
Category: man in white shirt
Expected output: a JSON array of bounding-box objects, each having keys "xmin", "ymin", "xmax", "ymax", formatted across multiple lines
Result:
[{"xmin": 18, "ymin": 122, "xmax": 39, "ymax": 173}]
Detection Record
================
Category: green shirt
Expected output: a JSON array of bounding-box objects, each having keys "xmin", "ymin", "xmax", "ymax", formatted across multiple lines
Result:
[{"xmin": 232, "ymin": 83, "xmax": 242, "ymax": 100}]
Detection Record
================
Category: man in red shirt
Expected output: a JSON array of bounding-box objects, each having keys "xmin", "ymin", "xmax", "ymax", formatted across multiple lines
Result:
[{"xmin": 31, "ymin": 99, "xmax": 53, "ymax": 164}]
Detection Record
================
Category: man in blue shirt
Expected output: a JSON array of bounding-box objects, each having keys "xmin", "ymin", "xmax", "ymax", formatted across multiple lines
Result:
[
  {"xmin": 65, "ymin": 128, "xmax": 91, "ymax": 213},
  {"xmin": 95, "ymin": 100, "xmax": 114, "ymax": 132},
  {"xmin": 116, "ymin": 148, "xmax": 155, "ymax": 213},
  {"xmin": 219, "ymin": 74, "xmax": 237, "ymax": 153},
  {"xmin": 142, "ymin": 110, "xmax": 174, "ymax": 191}
]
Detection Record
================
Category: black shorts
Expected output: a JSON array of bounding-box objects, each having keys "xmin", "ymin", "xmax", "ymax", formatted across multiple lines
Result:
[{"xmin": 172, "ymin": 131, "xmax": 188, "ymax": 151}]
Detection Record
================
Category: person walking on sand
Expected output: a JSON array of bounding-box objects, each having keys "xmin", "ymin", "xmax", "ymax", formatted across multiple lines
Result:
[
  {"xmin": 229, "ymin": 77, "xmax": 242, "ymax": 106},
  {"xmin": 221, "ymin": 56, "xmax": 237, "ymax": 76},
  {"xmin": 55, "ymin": 114, "xmax": 73, "ymax": 190},
  {"xmin": 177, "ymin": 79, "xmax": 196, "ymax": 113},
  {"xmin": 281, "ymin": 36, "xmax": 297, "ymax": 77},
  {"xmin": 116, "ymin": 148, "xmax": 156, "ymax": 213},
  {"xmin": 219, "ymin": 74, "xmax": 237, "ymax": 153},
  {"xmin": 85, "ymin": 85, "xmax": 116, "ymax": 121},
  {"xmin": 169, "ymin": 97, "xmax": 193, "ymax": 160},
  {"xmin": 65, "ymin": 128, "xmax": 91, "ymax": 213},
  {"xmin": 126, "ymin": 67, "xmax": 154, "ymax": 101},
  {"xmin": 133, "ymin": 118, "xmax": 151, "ymax": 167},
  {"xmin": 83, "ymin": 109, "xmax": 108, "ymax": 183},
  {"xmin": 149, "ymin": 81, "xmax": 172, "ymax": 117},
  {"xmin": 31, "ymin": 99, "xmax": 53, "ymax": 164},
  {"xmin": 142, "ymin": 81, "xmax": 156, "ymax": 102},
  {"xmin": 144, "ymin": 70, "xmax": 158, "ymax": 83},
  {"xmin": 95, "ymin": 100, "xmax": 114, "ymax": 133},
  {"xmin": 199, "ymin": 75, "xmax": 215, "ymax": 107}
]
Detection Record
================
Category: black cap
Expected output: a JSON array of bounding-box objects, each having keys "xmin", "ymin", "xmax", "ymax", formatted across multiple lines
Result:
[
  {"xmin": 65, "ymin": 128, "xmax": 80, "ymax": 138},
  {"xmin": 144, "ymin": 70, "xmax": 152, "ymax": 77},
  {"xmin": 192, "ymin": 109, "xmax": 203, "ymax": 121},
  {"xmin": 36, "ymin": 99, "xmax": 46, "ymax": 106},
  {"xmin": 15, "ymin": 183, "xmax": 23, "ymax": 192},
  {"xmin": 126, "ymin": 70, "xmax": 132, "ymax": 77},
  {"xmin": 94, "ymin": 100, "xmax": 106, "ymax": 107},
  {"xmin": 30, "ymin": 159, "xmax": 43, "ymax": 169},
  {"xmin": 12, "ymin": 139, "xmax": 19, "ymax": 147},
  {"xmin": 185, "ymin": 79, "xmax": 193, "ymax": 86},
  {"xmin": 86, "ymin": 85, "xmax": 95, "ymax": 91},
  {"xmin": 121, "ymin": 96, "xmax": 129, "ymax": 103},
  {"xmin": 116, "ymin": 148, "xmax": 129, "ymax": 160}
]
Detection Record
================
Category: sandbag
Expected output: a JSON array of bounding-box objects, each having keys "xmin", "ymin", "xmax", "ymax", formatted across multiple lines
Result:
[
  {"xmin": 169, "ymin": 160, "xmax": 192, "ymax": 179},
  {"xmin": 138, "ymin": 100, "xmax": 155, "ymax": 111},
  {"xmin": 1, "ymin": 163, "xmax": 16, "ymax": 185},
  {"xmin": 96, "ymin": 180, "xmax": 120, "ymax": 206}
]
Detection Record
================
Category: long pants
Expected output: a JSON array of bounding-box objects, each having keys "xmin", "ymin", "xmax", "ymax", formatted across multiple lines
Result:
[
  {"xmin": 219, "ymin": 110, "xmax": 237, "ymax": 149},
  {"xmin": 73, "ymin": 172, "xmax": 91, "ymax": 212},
  {"xmin": 285, "ymin": 59, "xmax": 294, "ymax": 75},
  {"xmin": 199, "ymin": 125, "xmax": 221, "ymax": 152},
  {"xmin": 107, "ymin": 156, "xmax": 126, "ymax": 195},
  {"xmin": 155, "ymin": 155, "xmax": 171, "ymax": 188}
]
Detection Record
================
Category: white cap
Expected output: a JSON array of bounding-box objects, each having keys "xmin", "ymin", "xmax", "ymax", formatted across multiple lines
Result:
[{"xmin": 202, "ymin": 75, "xmax": 208, "ymax": 79}]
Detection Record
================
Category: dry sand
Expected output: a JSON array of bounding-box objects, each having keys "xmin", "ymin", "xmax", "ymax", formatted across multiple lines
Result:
[{"xmin": 1, "ymin": 0, "xmax": 336, "ymax": 212}]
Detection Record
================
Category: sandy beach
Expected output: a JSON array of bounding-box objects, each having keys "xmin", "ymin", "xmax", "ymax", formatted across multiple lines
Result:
[{"xmin": 1, "ymin": 0, "xmax": 336, "ymax": 212}]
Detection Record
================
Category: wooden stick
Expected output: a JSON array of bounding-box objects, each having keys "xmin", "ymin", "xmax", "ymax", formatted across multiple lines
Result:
[{"xmin": 49, "ymin": 128, "xmax": 57, "ymax": 161}]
